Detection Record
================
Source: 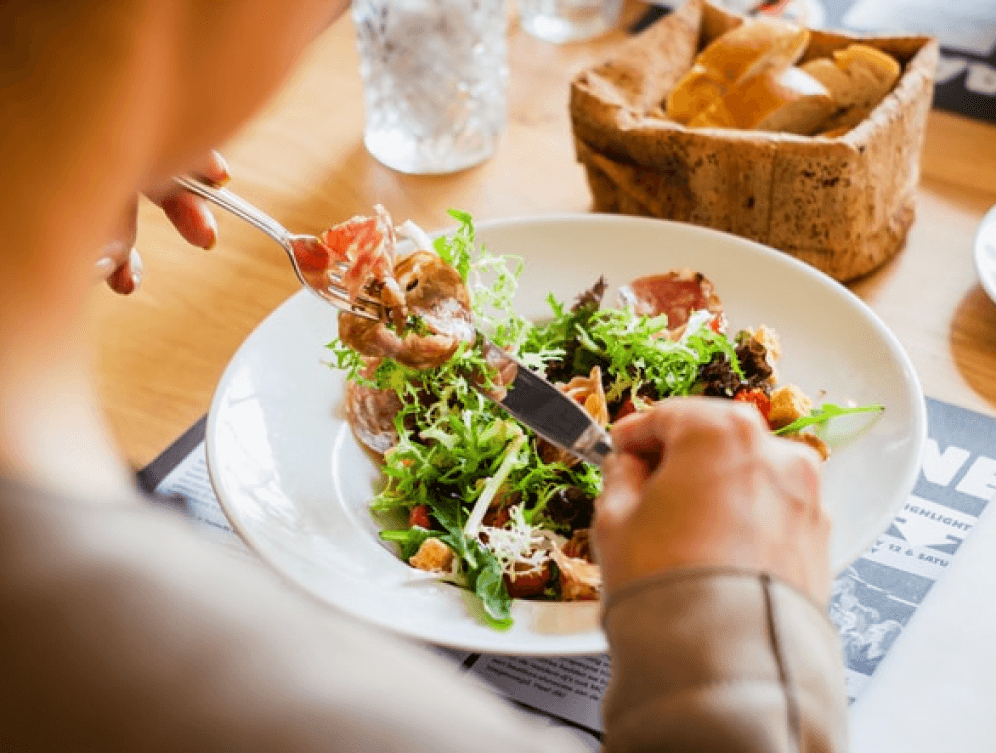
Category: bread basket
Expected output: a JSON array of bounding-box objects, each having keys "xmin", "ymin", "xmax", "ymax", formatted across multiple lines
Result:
[{"xmin": 569, "ymin": 0, "xmax": 939, "ymax": 281}]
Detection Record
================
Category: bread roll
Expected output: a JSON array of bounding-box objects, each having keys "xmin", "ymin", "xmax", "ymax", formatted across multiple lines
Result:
[
  {"xmin": 835, "ymin": 44, "xmax": 902, "ymax": 106},
  {"xmin": 666, "ymin": 65, "xmax": 726, "ymax": 123},
  {"xmin": 800, "ymin": 57, "xmax": 853, "ymax": 105},
  {"xmin": 689, "ymin": 65, "xmax": 834, "ymax": 135},
  {"xmin": 666, "ymin": 17, "xmax": 810, "ymax": 123},
  {"xmin": 804, "ymin": 43, "xmax": 902, "ymax": 135},
  {"xmin": 695, "ymin": 17, "xmax": 810, "ymax": 84},
  {"xmin": 569, "ymin": 0, "xmax": 939, "ymax": 282}
]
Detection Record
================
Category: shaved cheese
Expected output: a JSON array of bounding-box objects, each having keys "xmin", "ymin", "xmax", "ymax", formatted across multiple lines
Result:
[{"xmin": 479, "ymin": 505, "xmax": 566, "ymax": 578}]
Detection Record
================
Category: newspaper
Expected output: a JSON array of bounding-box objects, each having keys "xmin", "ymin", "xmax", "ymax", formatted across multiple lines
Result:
[
  {"xmin": 636, "ymin": 0, "xmax": 996, "ymax": 124},
  {"xmin": 146, "ymin": 396, "xmax": 995, "ymax": 735}
]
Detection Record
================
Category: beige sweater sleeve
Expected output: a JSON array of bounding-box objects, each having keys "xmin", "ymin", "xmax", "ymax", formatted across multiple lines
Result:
[
  {"xmin": 0, "ymin": 480, "xmax": 584, "ymax": 753},
  {"xmin": 601, "ymin": 568, "xmax": 849, "ymax": 753}
]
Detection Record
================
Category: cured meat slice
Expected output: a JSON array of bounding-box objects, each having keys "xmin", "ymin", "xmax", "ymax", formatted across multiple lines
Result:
[
  {"xmin": 617, "ymin": 268, "xmax": 723, "ymax": 332},
  {"xmin": 321, "ymin": 206, "xmax": 405, "ymax": 310},
  {"xmin": 328, "ymin": 197, "xmax": 476, "ymax": 374},
  {"xmin": 551, "ymin": 532, "xmax": 601, "ymax": 601},
  {"xmin": 394, "ymin": 250, "xmax": 474, "ymax": 344},
  {"xmin": 345, "ymin": 376, "xmax": 402, "ymax": 454},
  {"xmin": 338, "ymin": 250, "xmax": 474, "ymax": 370}
]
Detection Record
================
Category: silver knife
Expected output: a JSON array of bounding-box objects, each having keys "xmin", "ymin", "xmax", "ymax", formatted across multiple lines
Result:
[{"xmin": 477, "ymin": 338, "xmax": 613, "ymax": 467}]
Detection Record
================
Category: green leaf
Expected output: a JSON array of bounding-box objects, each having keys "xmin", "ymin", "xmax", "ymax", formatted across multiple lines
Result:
[
  {"xmin": 468, "ymin": 548, "xmax": 514, "ymax": 629},
  {"xmin": 380, "ymin": 527, "xmax": 436, "ymax": 561},
  {"xmin": 774, "ymin": 402, "xmax": 885, "ymax": 435},
  {"xmin": 433, "ymin": 208, "xmax": 475, "ymax": 282}
]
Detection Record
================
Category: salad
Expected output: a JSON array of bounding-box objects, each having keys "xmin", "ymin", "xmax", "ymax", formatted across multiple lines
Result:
[{"xmin": 326, "ymin": 209, "xmax": 882, "ymax": 629}]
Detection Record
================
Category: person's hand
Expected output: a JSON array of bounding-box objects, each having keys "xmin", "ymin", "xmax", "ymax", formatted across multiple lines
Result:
[
  {"xmin": 594, "ymin": 396, "xmax": 831, "ymax": 605},
  {"xmin": 95, "ymin": 151, "xmax": 230, "ymax": 294}
]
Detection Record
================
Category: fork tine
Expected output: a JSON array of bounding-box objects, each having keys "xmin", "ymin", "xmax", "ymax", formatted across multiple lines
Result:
[
  {"xmin": 322, "ymin": 286, "xmax": 383, "ymax": 321},
  {"xmin": 325, "ymin": 274, "xmax": 383, "ymax": 311}
]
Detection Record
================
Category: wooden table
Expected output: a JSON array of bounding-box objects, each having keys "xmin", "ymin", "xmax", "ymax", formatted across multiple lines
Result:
[{"xmin": 85, "ymin": 7, "xmax": 996, "ymax": 751}]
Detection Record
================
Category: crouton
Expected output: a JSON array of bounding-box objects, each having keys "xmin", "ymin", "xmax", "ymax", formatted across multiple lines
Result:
[
  {"xmin": 409, "ymin": 538, "xmax": 454, "ymax": 573},
  {"xmin": 768, "ymin": 384, "xmax": 812, "ymax": 430}
]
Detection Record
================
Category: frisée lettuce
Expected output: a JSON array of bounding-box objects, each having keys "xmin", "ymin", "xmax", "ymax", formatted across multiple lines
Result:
[{"xmin": 327, "ymin": 209, "xmax": 883, "ymax": 629}]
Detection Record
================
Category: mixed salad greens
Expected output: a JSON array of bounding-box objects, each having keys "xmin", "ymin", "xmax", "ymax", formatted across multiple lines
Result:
[{"xmin": 328, "ymin": 210, "xmax": 882, "ymax": 629}]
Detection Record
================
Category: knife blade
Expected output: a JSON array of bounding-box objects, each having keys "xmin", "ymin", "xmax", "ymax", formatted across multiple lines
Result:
[{"xmin": 476, "ymin": 338, "xmax": 613, "ymax": 467}]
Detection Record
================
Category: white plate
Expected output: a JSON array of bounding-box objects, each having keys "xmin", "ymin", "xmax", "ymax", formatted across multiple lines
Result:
[
  {"xmin": 206, "ymin": 214, "xmax": 926, "ymax": 655},
  {"xmin": 974, "ymin": 204, "xmax": 996, "ymax": 306}
]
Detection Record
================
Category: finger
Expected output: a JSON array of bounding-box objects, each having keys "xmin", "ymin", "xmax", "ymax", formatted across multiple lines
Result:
[
  {"xmin": 94, "ymin": 238, "xmax": 129, "ymax": 281},
  {"xmin": 614, "ymin": 396, "xmax": 767, "ymax": 455},
  {"xmin": 157, "ymin": 191, "xmax": 219, "ymax": 249},
  {"xmin": 95, "ymin": 197, "xmax": 139, "ymax": 284},
  {"xmin": 106, "ymin": 248, "xmax": 143, "ymax": 295},
  {"xmin": 146, "ymin": 150, "xmax": 230, "ymax": 201},
  {"xmin": 143, "ymin": 150, "xmax": 228, "ymax": 249},
  {"xmin": 195, "ymin": 150, "xmax": 230, "ymax": 186},
  {"xmin": 610, "ymin": 397, "xmax": 704, "ymax": 463},
  {"xmin": 765, "ymin": 435, "xmax": 824, "ymax": 515},
  {"xmin": 594, "ymin": 452, "xmax": 651, "ymax": 529},
  {"xmin": 94, "ymin": 255, "xmax": 117, "ymax": 281},
  {"xmin": 610, "ymin": 409, "xmax": 665, "ymax": 464}
]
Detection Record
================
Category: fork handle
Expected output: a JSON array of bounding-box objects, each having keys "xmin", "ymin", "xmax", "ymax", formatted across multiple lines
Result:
[{"xmin": 173, "ymin": 176, "xmax": 293, "ymax": 250}]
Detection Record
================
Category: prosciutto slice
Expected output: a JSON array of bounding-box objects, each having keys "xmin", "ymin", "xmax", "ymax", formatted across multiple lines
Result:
[
  {"xmin": 617, "ymin": 268, "xmax": 723, "ymax": 333},
  {"xmin": 338, "ymin": 250, "xmax": 474, "ymax": 370},
  {"xmin": 344, "ymin": 358, "xmax": 403, "ymax": 454},
  {"xmin": 321, "ymin": 205, "xmax": 405, "ymax": 311},
  {"xmin": 327, "ymin": 208, "xmax": 474, "ymax": 370}
]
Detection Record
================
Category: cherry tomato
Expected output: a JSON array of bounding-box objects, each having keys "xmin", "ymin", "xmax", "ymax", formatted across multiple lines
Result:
[
  {"xmin": 613, "ymin": 398, "xmax": 637, "ymax": 421},
  {"xmin": 504, "ymin": 563, "xmax": 553, "ymax": 598},
  {"xmin": 482, "ymin": 505, "xmax": 511, "ymax": 528},
  {"xmin": 734, "ymin": 387, "xmax": 772, "ymax": 425},
  {"xmin": 408, "ymin": 504, "xmax": 431, "ymax": 529}
]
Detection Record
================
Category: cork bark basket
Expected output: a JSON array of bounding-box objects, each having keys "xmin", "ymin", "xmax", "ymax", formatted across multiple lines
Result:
[{"xmin": 569, "ymin": 0, "xmax": 939, "ymax": 282}]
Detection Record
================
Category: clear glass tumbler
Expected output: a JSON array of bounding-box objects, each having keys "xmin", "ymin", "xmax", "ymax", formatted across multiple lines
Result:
[
  {"xmin": 352, "ymin": 0, "xmax": 509, "ymax": 175},
  {"xmin": 517, "ymin": 0, "xmax": 623, "ymax": 43}
]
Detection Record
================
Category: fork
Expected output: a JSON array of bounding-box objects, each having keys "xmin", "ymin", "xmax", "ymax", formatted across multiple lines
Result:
[
  {"xmin": 176, "ymin": 175, "xmax": 612, "ymax": 466},
  {"xmin": 173, "ymin": 176, "xmax": 382, "ymax": 321}
]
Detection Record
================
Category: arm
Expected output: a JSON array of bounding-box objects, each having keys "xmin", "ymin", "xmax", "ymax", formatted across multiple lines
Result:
[
  {"xmin": 0, "ymin": 477, "xmax": 586, "ymax": 753},
  {"xmin": 603, "ymin": 569, "xmax": 847, "ymax": 752},
  {"xmin": 594, "ymin": 398, "xmax": 849, "ymax": 753}
]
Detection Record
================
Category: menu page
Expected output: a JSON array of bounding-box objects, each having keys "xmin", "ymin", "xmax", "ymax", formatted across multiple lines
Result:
[{"xmin": 145, "ymin": 396, "xmax": 995, "ymax": 734}]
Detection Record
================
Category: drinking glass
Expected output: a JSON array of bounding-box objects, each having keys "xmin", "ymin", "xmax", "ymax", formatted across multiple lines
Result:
[
  {"xmin": 517, "ymin": 0, "xmax": 623, "ymax": 43},
  {"xmin": 352, "ymin": 0, "xmax": 509, "ymax": 175}
]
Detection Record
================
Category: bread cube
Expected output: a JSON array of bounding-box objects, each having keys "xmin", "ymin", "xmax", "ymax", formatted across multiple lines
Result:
[
  {"xmin": 768, "ymin": 384, "xmax": 813, "ymax": 430},
  {"xmin": 409, "ymin": 538, "xmax": 454, "ymax": 573}
]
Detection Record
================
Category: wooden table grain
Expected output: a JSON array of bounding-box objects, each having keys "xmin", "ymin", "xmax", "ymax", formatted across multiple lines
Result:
[{"xmin": 85, "ymin": 10, "xmax": 996, "ymax": 470}]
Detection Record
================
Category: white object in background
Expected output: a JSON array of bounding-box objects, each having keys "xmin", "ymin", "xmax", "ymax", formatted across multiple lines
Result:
[
  {"xmin": 844, "ymin": 0, "xmax": 996, "ymax": 57},
  {"xmin": 974, "ymin": 205, "xmax": 996, "ymax": 306},
  {"xmin": 518, "ymin": 0, "xmax": 623, "ymax": 43},
  {"xmin": 204, "ymin": 214, "xmax": 925, "ymax": 656},
  {"xmin": 850, "ymin": 501, "xmax": 996, "ymax": 753}
]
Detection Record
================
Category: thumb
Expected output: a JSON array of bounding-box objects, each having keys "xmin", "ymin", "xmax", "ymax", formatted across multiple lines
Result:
[{"xmin": 595, "ymin": 453, "xmax": 651, "ymax": 530}]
